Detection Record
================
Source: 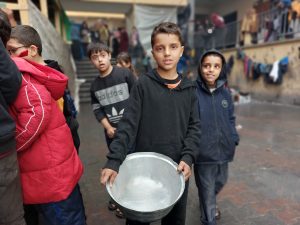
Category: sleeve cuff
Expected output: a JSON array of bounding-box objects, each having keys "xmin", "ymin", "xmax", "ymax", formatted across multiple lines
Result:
[
  {"xmin": 104, "ymin": 159, "xmax": 122, "ymax": 173},
  {"xmin": 180, "ymin": 154, "xmax": 194, "ymax": 168}
]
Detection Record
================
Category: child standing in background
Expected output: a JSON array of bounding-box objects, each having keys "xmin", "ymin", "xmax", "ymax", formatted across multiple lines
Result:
[
  {"xmin": 116, "ymin": 51, "xmax": 138, "ymax": 78},
  {"xmin": 194, "ymin": 49, "xmax": 239, "ymax": 225},
  {"xmin": 88, "ymin": 42, "xmax": 136, "ymax": 218}
]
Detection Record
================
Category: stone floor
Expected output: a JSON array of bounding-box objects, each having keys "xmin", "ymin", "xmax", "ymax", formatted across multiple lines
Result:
[{"xmin": 77, "ymin": 101, "xmax": 300, "ymax": 225}]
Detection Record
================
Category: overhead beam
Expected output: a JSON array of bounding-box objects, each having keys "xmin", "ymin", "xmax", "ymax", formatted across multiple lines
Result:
[
  {"xmin": 66, "ymin": 10, "xmax": 125, "ymax": 19},
  {"xmin": 0, "ymin": 1, "xmax": 27, "ymax": 10},
  {"xmin": 40, "ymin": 0, "xmax": 48, "ymax": 18},
  {"xmin": 81, "ymin": 0, "xmax": 188, "ymax": 6}
]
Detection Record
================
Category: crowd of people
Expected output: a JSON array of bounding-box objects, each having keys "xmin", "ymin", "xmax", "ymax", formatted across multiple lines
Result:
[
  {"xmin": 70, "ymin": 20, "xmax": 149, "ymax": 73},
  {"xmin": 0, "ymin": 7, "xmax": 240, "ymax": 225},
  {"xmin": 193, "ymin": 0, "xmax": 300, "ymax": 53}
]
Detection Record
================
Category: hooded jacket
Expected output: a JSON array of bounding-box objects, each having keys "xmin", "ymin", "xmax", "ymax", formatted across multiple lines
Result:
[
  {"xmin": 196, "ymin": 50, "xmax": 239, "ymax": 164},
  {"xmin": 9, "ymin": 57, "xmax": 83, "ymax": 204},
  {"xmin": 0, "ymin": 39, "xmax": 21, "ymax": 156},
  {"xmin": 105, "ymin": 69, "xmax": 201, "ymax": 172},
  {"xmin": 45, "ymin": 59, "xmax": 80, "ymax": 151}
]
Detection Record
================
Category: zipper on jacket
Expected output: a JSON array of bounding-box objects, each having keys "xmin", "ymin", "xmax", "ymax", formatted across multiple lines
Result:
[{"xmin": 211, "ymin": 91, "xmax": 221, "ymax": 159}]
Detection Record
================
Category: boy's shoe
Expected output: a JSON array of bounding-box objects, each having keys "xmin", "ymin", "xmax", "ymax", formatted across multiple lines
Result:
[
  {"xmin": 215, "ymin": 205, "xmax": 221, "ymax": 220},
  {"xmin": 115, "ymin": 208, "xmax": 125, "ymax": 219},
  {"xmin": 108, "ymin": 201, "xmax": 117, "ymax": 211}
]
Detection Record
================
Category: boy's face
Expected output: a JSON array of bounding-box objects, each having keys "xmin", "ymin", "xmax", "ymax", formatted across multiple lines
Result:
[
  {"xmin": 6, "ymin": 38, "xmax": 37, "ymax": 61},
  {"xmin": 152, "ymin": 33, "xmax": 183, "ymax": 74},
  {"xmin": 201, "ymin": 55, "xmax": 222, "ymax": 88},
  {"xmin": 90, "ymin": 50, "xmax": 111, "ymax": 74}
]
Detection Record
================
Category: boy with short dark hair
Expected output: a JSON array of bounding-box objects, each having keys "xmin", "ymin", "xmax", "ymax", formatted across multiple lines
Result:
[
  {"xmin": 194, "ymin": 49, "xmax": 239, "ymax": 225},
  {"xmin": 88, "ymin": 42, "xmax": 136, "ymax": 217},
  {"xmin": 6, "ymin": 25, "xmax": 86, "ymax": 225},
  {"xmin": 101, "ymin": 22, "xmax": 201, "ymax": 225},
  {"xmin": 89, "ymin": 42, "xmax": 136, "ymax": 147}
]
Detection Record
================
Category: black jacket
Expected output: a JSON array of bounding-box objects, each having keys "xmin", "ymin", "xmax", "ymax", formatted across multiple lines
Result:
[
  {"xmin": 105, "ymin": 69, "xmax": 201, "ymax": 172},
  {"xmin": 196, "ymin": 49, "xmax": 239, "ymax": 164},
  {"xmin": 0, "ymin": 39, "xmax": 22, "ymax": 155}
]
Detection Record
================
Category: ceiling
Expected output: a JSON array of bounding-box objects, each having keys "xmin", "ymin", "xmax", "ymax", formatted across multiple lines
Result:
[
  {"xmin": 60, "ymin": 0, "xmax": 224, "ymax": 18},
  {"xmin": 60, "ymin": 0, "xmax": 132, "ymax": 15}
]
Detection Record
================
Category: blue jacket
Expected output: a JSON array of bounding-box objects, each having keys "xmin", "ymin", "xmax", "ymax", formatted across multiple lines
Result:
[{"xmin": 196, "ymin": 50, "xmax": 239, "ymax": 164}]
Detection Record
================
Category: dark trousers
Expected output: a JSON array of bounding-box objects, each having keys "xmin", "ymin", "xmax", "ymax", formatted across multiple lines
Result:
[
  {"xmin": 126, "ymin": 181, "xmax": 189, "ymax": 225},
  {"xmin": 0, "ymin": 150, "xmax": 26, "ymax": 225},
  {"xmin": 194, "ymin": 163, "xmax": 228, "ymax": 225},
  {"xmin": 24, "ymin": 184, "xmax": 86, "ymax": 225}
]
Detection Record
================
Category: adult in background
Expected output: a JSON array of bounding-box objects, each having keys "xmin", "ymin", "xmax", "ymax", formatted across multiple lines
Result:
[
  {"xmin": 80, "ymin": 20, "xmax": 91, "ymax": 57},
  {"xmin": 0, "ymin": 8, "xmax": 26, "ymax": 225},
  {"xmin": 129, "ymin": 26, "xmax": 142, "ymax": 66},
  {"xmin": 119, "ymin": 27, "xmax": 129, "ymax": 52}
]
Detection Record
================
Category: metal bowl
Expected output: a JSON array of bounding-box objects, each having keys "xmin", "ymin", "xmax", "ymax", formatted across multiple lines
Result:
[{"xmin": 106, "ymin": 152, "xmax": 185, "ymax": 223}]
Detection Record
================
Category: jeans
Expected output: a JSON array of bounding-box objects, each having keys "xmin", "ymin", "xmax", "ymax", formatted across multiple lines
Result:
[
  {"xmin": 194, "ymin": 163, "xmax": 228, "ymax": 225},
  {"xmin": 25, "ymin": 184, "xmax": 86, "ymax": 225},
  {"xmin": 126, "ymin": 181, "xmax": 189, "ymax": 225},
  {"xmin": 0, "ymin": 150, "xmax": 26, "ymax": 225}
]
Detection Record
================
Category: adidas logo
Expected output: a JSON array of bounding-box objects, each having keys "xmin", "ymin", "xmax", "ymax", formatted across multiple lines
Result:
[{"xmin": 107, "ymin": 107, "xmax": 125, "ymax": 123}]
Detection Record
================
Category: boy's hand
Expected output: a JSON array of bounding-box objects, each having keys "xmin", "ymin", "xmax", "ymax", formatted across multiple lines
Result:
[
  {"xmin": 101, "ymin": 168, "xmax": 118, "ymax": 187},
  {"xmin": 106, "ymin": 127, "xmax": 116, "ymax": 138},
  {"xmin": 177, "ymin": 161, "xmax": 191, "ymax": 181}
]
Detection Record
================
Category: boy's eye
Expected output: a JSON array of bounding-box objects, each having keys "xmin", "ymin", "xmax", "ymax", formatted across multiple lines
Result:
[
  {"xmin": 171, "ymin": 44, "xmax": 178, "ymax": 49},
  {"xmin": 155, "ymin": 47, "xmax": 164, "ymax": 52}
]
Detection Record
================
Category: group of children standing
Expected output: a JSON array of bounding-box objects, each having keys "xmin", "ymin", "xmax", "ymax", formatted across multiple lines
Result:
[
  {"xmin": 0, "ymin": 7, "xmax": 239, "ymax": 225},
  {"xmin": 92, "ymin": 22, "xmax": 239, "ymax": 225}
]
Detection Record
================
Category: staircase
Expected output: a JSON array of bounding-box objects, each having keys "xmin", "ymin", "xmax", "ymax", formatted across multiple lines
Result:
[{"xmin": 76, "ymin": 59, "xmax": 99, "ymax": 103}]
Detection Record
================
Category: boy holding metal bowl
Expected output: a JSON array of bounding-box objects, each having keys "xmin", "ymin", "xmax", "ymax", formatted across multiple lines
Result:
[{"xmin": 101, "ymin": 22, "xmax": 201, "ymax": 225}]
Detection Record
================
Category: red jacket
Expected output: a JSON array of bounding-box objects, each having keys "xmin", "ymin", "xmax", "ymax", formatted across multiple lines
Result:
[{"xmin": 9, "ymin": 58, "xmax": 83, "ymax": 204}]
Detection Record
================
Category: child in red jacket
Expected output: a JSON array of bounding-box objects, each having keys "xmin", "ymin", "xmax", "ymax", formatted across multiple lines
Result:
[{"xmin": 7, "ymin": 25, "xmax": 86, "ymax": 225}]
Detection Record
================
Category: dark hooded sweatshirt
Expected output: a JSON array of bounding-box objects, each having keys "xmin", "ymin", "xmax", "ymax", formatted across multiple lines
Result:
[
  {"xmin": 196, "ymin": 50, "xmax": 239, "ymax": 164},
  {"xmin": 105, "ymin": 69, "xmax": 201, "ymax": 172},
  {"xmin": 0, "ymin": 39, "xmax": 21, "ymax": 157}
]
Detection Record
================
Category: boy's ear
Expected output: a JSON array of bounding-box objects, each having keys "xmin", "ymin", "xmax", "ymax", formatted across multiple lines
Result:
[
  {"xmin": 180, "ymin": 46, "xmax": 184, "ymax": 57},
  {"xmin": 28, "ymin": 45, "xmax": 39, "ymax": 57}
]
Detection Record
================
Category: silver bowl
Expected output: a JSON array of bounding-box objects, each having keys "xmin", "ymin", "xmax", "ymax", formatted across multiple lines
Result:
[{"xmin": 106, "ymin": 152, "xmax": 185, "ymax": 223}]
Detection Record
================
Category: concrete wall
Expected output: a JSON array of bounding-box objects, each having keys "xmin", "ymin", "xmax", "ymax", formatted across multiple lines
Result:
[{"xmin": 222, "ymin": 39, "xmax": 300, "ymax": 106}]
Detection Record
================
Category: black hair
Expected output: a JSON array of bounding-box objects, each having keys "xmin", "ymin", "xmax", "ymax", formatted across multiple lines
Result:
[
  {"xmin": 87, "ymin": 42, "xmax": 111, "ymax": 59},
  {"xmin": 11, "ymin": 25, "xmax": 43, "ymax": 55},
  {"xmin": 151, "ymin": 22, "xmax": 184, "ymax": 47},
  {"xmin": 0, "ymin": 9, "xmax": 11, "ymax": 46}
]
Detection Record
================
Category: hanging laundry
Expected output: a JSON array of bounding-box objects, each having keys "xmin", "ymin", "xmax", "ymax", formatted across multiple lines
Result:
[{"xmin": 269, "ymin": 60, "xmax": 280, "ymax": 82}]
